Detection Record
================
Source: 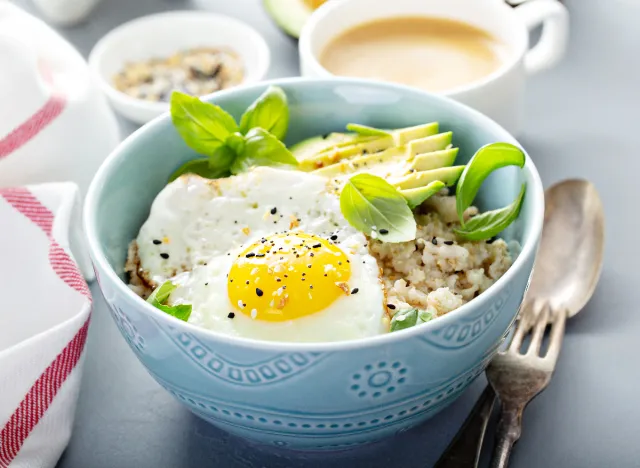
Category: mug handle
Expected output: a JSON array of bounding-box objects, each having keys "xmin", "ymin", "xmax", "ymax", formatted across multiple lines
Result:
[{"xmin": 514, "ymin": 0, "xmax": 569, "ymax": 75}]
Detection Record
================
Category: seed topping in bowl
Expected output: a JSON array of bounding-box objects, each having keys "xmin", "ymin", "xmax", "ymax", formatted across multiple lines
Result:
[{"xmin": 113, "ymin": 47, "xmax": 244, "ymax": 102}]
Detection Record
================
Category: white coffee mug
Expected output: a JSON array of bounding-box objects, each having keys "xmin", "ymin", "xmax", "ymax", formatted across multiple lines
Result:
[{"xmin": 299, "ymin": 0, "xmax": 569, "ymax": 136}]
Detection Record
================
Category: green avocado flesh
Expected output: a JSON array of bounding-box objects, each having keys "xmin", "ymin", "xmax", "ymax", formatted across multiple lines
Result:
[
  {"xmin": 393, "ymin": 166, "xmax": 465, "ymax": 190},
  {"xmin": 289, "ymin": 133, "xmax": 356, "ymax": 161},
  {"xmin": 263, "ymin": 0, "xmax": 321, "ymax": 38},
  {"xmin": 411, "ymin": 148, "xmax": 458, "ymax": 171},
  {"xmin": 291, "ymin": 121, "xmax": 463, "ymax": 207},
  {"xmin": 401, "ymin": 181, "xmax": 446, "ymax": 210},
  {"xmin": 295, "ymin": 122, "xmax": 439, "ymax": 171}
]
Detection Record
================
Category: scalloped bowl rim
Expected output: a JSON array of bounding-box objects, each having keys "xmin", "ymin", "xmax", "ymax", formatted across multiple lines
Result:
[{"xmin": 84, "ymin": 76, "xmax": 544, "ymax": 352}]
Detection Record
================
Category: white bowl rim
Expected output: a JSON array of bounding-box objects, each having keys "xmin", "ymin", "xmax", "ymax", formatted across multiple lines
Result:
[
  {"xmin": 84, "ymin": 76, "xmax": 544, "ymax": 352},
  {"xmin": 298, "ymin": 0, "xmax": 528, "ymax": 98},
  {"xmin": 87, "ymin": 10, "xmax": 271, "ymax": 115}
]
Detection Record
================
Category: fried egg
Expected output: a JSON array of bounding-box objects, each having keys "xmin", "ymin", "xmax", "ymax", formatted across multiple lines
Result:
[{"xmin": 134, "ymin": 167, "xmax": 388, "ymax": 342}]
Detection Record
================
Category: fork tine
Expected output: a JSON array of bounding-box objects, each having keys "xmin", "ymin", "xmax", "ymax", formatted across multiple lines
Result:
[
  {"xmin": 527, "ymin": 303, "xmax": 551, "ymax": 356},
  {"xmin": 544, "ymin": 307, "xmax": 567, "ymax": 364},
  {"xmin": 509, "ymin": 302, "xmax": 534, "ymax": 351}
]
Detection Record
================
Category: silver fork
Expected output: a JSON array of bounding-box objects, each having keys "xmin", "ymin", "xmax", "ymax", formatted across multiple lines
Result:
[{"xmin": 486, "ymin": 301, "xmax": 567, "ymax": 468}]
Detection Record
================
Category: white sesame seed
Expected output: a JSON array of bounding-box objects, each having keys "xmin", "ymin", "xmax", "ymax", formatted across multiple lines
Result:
[{"xmin": 250, "ymin": 309, "xmax": 257, "ymax": 319}]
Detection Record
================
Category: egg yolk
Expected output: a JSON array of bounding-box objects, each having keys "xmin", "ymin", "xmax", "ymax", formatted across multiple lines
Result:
[{"xmin": 227, "ymin": 233, "xmax": 352, "ymax": 321}]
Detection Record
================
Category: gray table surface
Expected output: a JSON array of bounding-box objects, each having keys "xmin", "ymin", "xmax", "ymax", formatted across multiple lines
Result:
[{"xmin": 12, "ymin": 0, "xmax": 638, "ymax": 466}]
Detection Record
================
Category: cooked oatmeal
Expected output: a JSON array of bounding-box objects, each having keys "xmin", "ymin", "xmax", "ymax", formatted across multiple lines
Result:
[{"xmin": 369, "ymin": 193, "xmax": 512, "ymax": 318}]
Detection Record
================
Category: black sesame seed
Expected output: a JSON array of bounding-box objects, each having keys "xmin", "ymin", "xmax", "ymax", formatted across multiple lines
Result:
[
  {"xmin": 387, "ymin": 304, "xmax": 396, "ymax": 310},
  {"xmin": 289, "ymin": 196, "xmax": 293, "ymax": 200},
  {"xmin": 444, "ymin": 240, "xmax": 454, "ymax": 245},
  {"xmin": 205, "ymin": 282, "xmax": 209, "ymax": 286},
  {"xmin": 309, "ymin": 253, "xmax": 315, "ymax": 257},
  {"xmin": 152, "ymin": 239, "xmax": 162, "ymax": 245},
  {"xmin": 271, "ymin": 207, "xmax": 277, "ymax": 215},
  {"xmin": 284, "ymin": 274, "xmax": 288, "ymax": 278},
  {"xmin": 310, "ymin": 285, "xmax": 313, "ymax": 289},
  {"xmin": 312, "ymin": 243, "xmax": 321, "ymax": 248},
  {"xmin": 256, "ymin": 253, "xmax": 266, "ymax": 258},
  {"xmin": 246, "ymin": 252, "xmax": 256, "ymax": 258},
  {"xmin": 379, "ymin": 229, "xmax": 389, "ymax": 235},
  {"xmin": 330, "ymin": 235, "xmax": 338, "ymax": 241},
  {"xmin": 302, "ymin": 278, "xmax": 306, "ymax": 281},
  {"xmin": 431, "ymin": 237, "xmax": 438, "ymax": 245},
  {"xmin": 246, "ymin": 280, "xmax": 250, "ymax": 285},
  {"xmin": 338, "ymin": 261, "xmax": 342, "ymax": 265},
  {"xmin": 234, "ymin": 220, "xmax": 238, "ymax": 224},
  {"xmin": 302, "ymin": 273, "xmax": 306, "ymax": 276},
  {"xmin": 256, "ymin": 288, "xmax": 264, "ymax": 297},
  {"xmin": 228, "ymin": 312, "xmax": 235, "ymax": 319},
  {"xmin": 160, "ymin": 253, "xmax": 169, "ymax": 259},
  {"xmin": 307, "ymin": 264, "xmax": 312, "ymax": 268},
  {"xmin": 324, "ymin": 274, "xmax": 328, "ymax": 277},
  {"xmin": 276, "ymin": 278, "xmax": 281, "ymax": 282},
  {"xmin": 283, "ymin": 286, "xmax": 287, "ymax": 289},
  {"xmin": 351, "ymin": 288, "xmax": 359, "ymax": 294}
]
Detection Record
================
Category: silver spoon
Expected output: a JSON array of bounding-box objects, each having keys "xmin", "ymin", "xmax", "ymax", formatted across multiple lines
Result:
[{"xmin": 435, "ymin": 179, "xmax": 605, "ymax": 468}]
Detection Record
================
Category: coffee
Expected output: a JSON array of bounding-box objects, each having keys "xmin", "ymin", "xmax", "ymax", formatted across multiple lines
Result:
[{"xmin": 319, "ymin": 17, "xmax": 506, "ymax": 92}]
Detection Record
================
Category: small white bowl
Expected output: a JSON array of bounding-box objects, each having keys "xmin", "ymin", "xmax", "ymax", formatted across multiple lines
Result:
[{"xmin": 89, "ymin": 11, "xmax": 271, "ymax": 124}]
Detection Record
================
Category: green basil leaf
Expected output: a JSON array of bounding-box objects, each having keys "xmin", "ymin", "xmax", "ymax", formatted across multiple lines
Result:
[
  {"xmin": 455, "ymin": 142, "xmax": 525, "ymax": 225},
  {"xmin": 147, "ymin": 281, "xmax": 192, "ymax": 321},
  {"xmin": 239, "ymin": 86, "xmax": 289, "ymax": 140},
  {"xmin": 169, "ymin": 157, "xmax": 231, "ymax": 182},
  {"xmin": 418, "ymin": 309, "xmax": 435, "ymax": 324},
  {"xmin": 230, "ymin": 127, "xmax": 298, "ymax": 174},
  {"xmin": 390, "ymin": 308, "xmax": 418, "ymax": 332},
  {"xmin": 225, "ymin": 132, "xmax": 246, "ymax": 155},
  {"xmin": 340, "ymin": 173, "xmax": 416, "ymax": 243},
  {"xmin": 455, "ymin": 184, "xmax": 526, "ymax": 241},
  {"xmin": 147, "ymin": 280, "xmax": 176, "ymax": 304},
  {"xmin": 170, "ymin": 91, "xmax": 239, "ymax": 155},
  {"xmin": 346, "ymin": 123, "xmax": 391, "ymax": 137}
]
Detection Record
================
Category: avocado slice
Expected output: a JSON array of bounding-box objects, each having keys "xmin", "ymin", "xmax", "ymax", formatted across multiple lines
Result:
[
  {"xmin": 392, "ymin": 165, "xmax": 465, "ymax": 190},
  {"xmin": 313, "ymin": 145, "xmax": 458, "ymax": 178},
  {"xmin": 299, "ymin": 135, "xmax": 394, "ymax": 171},
  {"xmin": 313, "ymin": 146, "xmax": 407, "ymax": 177},
  {"xmin": 300, "ymin": 122, "xmax": 439, "ymax": 171},
  {"xmin": 401, "ymin": 181, "xmax": 446, "ymax": 210},
  {"xmin": 410, "ymin": 148, "xmax": 458, "ymax": 171},
  {"xmin": 409, "ymin": 131, "xmax": 453, "ymax": 155},
  {"xmin": 263, "ymin": 0, "xmax": 326, "ymax": 38},
  {"xmin": 290, "ymin": 133, "xmax": 357, "ymax": 162}
]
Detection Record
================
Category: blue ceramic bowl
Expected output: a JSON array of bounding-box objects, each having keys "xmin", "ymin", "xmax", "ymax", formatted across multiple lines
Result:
[{"xmin": 85, "ymin": 78, "xmax": 543, "ymax": 450}]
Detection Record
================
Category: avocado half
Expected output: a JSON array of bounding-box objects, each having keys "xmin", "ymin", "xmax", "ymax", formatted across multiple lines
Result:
[{"xmin": 263, "ymin": 0, "xmax": 327, "ymax": 38}]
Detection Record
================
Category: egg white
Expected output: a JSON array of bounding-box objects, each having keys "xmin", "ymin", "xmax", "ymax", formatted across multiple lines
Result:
[{"xmin": 135, "ymin": 167, "xmax": 388, "ymax": 342}]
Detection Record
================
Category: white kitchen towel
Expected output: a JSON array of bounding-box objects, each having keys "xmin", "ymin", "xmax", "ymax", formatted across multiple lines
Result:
[
  {"xmin": 0, "ymin": 183, "xmax": 92, "ymax": 468},
  {"xmin": 0, "ymin": 3, "xmax": 119, "ymax": 465}
]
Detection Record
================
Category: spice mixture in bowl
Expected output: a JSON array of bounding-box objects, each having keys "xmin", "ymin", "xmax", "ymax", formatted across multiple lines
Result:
[{"xmin": 113, "ymin": 47, "xmax": 244, "ymax": 102}]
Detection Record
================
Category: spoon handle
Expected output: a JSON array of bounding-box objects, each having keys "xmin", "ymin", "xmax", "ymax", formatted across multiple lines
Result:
[{"xmin": 434, "ymin": 385, "xmax": 497, "ymax": 468}]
